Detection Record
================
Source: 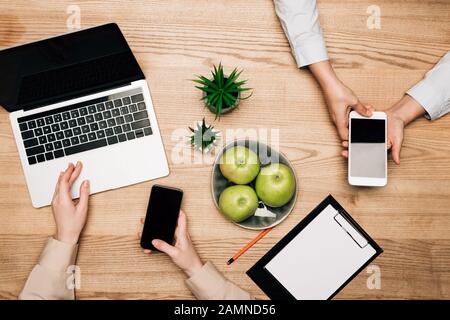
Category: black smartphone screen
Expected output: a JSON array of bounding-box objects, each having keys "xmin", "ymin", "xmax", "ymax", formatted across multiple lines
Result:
[
  {"xmin": 140, "ymin": 185, "xmax": 183, "ymax": 251},
  {"xmin": 350, "ymin": 119, "xmax": 385, "ymax": 143}
]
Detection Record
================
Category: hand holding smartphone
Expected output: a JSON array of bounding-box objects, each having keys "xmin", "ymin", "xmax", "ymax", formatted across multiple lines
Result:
[
  {"xmin": 348, "ymin": 111, "xmax": 387, "ymax": 187},
  {"xmin": 140, "ymin": 185, "xmax": 183, "ymax": 251}
]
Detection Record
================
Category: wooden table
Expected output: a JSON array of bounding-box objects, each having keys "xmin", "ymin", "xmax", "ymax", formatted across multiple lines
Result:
[{"xmin": 1, "ymin": 0, "xmax": 449, "ymax": 300}]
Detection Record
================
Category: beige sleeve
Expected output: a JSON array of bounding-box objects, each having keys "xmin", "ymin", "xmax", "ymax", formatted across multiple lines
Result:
[
  {"xmin": 185, "ymin": 261, "xmax": 254, "ymax": 300},
  {"xmin": 19, "ymin": 238, "xmax": 78, "ymax": 300}
]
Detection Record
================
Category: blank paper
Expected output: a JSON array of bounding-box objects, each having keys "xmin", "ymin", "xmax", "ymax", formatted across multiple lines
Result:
[{"xmin": 265, "ymin": 205, "xmax": 376, "ymax": 300}]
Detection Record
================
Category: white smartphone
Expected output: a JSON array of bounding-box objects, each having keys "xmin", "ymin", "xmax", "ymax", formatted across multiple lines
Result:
[{"xmin": 348, "ymin": 111, "xmax": 387, "ymax": 187}]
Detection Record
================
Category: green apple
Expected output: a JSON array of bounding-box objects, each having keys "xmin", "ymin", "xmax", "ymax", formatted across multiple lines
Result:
[
  {"xmin": 255, "ymin": 163, "xmax": 296, "ymax": 207},
  {"xmin": 219, "ymin": 146, "xmax": 260, "ymax": 184},
  {"xmin": 219, "ymin": 185, "xmax": 259, "ymax": 222}
]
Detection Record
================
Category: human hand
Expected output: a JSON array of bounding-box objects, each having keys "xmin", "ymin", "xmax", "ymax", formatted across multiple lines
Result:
[
  {"xmin": 323, "ymin": 81, "xmax": 374, "ymax": 141},
  {"xmin": 341, "ymin": 95, "xmax": 425, "ymax": 163},
  {"xmin": 52, "ymin": 162, "xmax": 90, "ymax": 245},
  {"xmin": 309, "ymin": 61, "xmax": 373, "ymax": 142},
  {"xmin": 140, "ymin": 210, "xmax": 203, "ymax": 278},
  {"xmin": 385, "ymin": 109, "xmax": 405, "ymax": 165},
  {"xmin": 340, "ymin": 112, "xmax": 404, "ymax": 162},
  {"xmin": 339, "ymin": 112, "xmax": 405, "ymax": 162},
  {"xmin": 385, "ymin": 95, "xmax": 425, "ymax": 164},
  {"xmin": 339, "ymin": 114, "xmax": 404, "ymax": 162}
]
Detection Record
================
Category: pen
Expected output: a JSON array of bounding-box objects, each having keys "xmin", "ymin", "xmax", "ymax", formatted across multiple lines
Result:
[{"xmin": 227, "ymin": 227, "xmax": 273, "ymax": 265}]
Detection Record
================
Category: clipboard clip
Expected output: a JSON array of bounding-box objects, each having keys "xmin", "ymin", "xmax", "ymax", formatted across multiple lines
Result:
[{"xmin": 333, "ymin": 212, "xmax": 369, "ymax": 248}]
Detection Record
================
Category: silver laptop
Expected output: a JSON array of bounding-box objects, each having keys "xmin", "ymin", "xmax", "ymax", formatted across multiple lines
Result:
[{"xmin": 0, "ymin": 24, "xmax": 169, "ymax": 207}]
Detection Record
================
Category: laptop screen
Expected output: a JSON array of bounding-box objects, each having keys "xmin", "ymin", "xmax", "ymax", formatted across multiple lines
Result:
[{"xmin": 0, "ymin": 23, "xmax": 144, "ymax": 112}]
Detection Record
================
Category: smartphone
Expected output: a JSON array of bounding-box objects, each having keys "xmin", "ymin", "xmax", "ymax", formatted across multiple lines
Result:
[
  {"xmin": 140, "ymin": 185, "xmax": 183, "ymax": 251},
  {"xmin": 348, "ymin": 111, "xmax": 387, "ymax": 187}
]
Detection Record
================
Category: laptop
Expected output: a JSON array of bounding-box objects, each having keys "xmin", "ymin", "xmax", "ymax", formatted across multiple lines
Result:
[{"xmin": 0, "ymin": 23, "xmax": 169, "ymax": 208}]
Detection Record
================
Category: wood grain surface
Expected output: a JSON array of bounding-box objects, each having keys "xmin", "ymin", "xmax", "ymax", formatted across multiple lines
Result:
[{"xmin": 0, "ymin": 0, "xmax": 449, "ymax": 300}]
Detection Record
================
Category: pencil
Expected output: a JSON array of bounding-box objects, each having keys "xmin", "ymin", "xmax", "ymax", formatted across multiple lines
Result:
[{"xmin": 227, "ymin": 227, "xmax": 273, "ymax": 265}]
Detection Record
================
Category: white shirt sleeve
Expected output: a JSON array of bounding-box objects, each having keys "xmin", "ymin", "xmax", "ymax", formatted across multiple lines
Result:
[
  {"xmin": 406, "ymin": 51, "xmax": 450, "ymax": 120},
  {"xmin": 274, "ymin": 0, "xmax": 328, "ymax": 67}
]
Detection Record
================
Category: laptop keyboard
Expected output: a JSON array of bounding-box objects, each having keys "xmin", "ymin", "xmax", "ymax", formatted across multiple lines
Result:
[{"xmin": 18, "ymin": 89, "xmax": 153, "ymax": 165}]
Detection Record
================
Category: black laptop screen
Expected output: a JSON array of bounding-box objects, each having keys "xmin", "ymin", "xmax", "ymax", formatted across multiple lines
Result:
[{"xmin": 0, "ymin": 23, "xmax": 144, "ymax": 112}]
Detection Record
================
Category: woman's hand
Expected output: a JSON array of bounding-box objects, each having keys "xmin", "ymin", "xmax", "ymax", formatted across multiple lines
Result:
[
  {"xmin": 52, "ymin": 162, "xmax": 90, "ymax": 245},
  {"xmin": 385, "ymin": 95, "xmax": 425, "ymax": 164},
  {"xmin": 340, "ymin": 113, "xmax": 405, "ymax": 162},
  {"xmin": 323, "ymin": 81, "xmax": 374, "ymax": 141},
  {"xmin": 140, "ymin": 210, "xmax": 203, "ymax": 278},
  {"xmin": 309, "ymin": 61, "xmax": 373, "ymax": 142},
  {"xmin": 385, "ymin": 109, "xmax": 406, "ymax": 165},
  {"xmin": 340, "ymin": 95, "xmax": 425, "ymax": 163}
]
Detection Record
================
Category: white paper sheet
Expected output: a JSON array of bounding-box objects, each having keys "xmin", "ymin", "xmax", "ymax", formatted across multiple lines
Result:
[{"xmin": 265, "ymin": 205, "xmax": 376, "ymax": 300}]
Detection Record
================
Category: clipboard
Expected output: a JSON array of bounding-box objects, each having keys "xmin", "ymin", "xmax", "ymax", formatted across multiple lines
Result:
[{"xmin": 246, "ymin": 195, "xmax": 383, "ymax": 300}]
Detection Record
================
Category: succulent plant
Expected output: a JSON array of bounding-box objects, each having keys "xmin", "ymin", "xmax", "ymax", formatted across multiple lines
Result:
[
  {"xmin": 189, "ymin": 118, "xmax": 219, "ymax": 152},
  {"xmin": 193, "ymin": 63, "xmax": 252, "ymax": 119}
]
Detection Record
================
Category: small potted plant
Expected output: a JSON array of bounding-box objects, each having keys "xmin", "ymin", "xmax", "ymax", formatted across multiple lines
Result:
[
  {"xmin": 193, "ymin": 63, "xmax": 252, "ymax": 119},
  {"xmin": 189, "ymin": 118, "xmax": 220, "ymax": 153}
]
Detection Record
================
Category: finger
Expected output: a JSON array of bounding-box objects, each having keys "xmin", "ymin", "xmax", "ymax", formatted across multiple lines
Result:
[
  {"xmin": 68, "ymin": 161, "xmax": 83, "ymax": 186},
  {"xmin": 363, "ymin": 104, "xmax": 375, "ymax": 111},
  {"xmin": 176, "ymin": 210, "xmax": 187, "ymax": 235},
  {"xmin": 53, "ymin": 172, "xmax": 64, "ymax": 198},
  {"xmin": 341, "ymin": 150, "xmax": 348, "ymax": 158},
  {"xmin": 152, "ymin": 239, "xmax": 177, "ymax": 257},
  {"xmin": 352, "ymin": 102, "xmax": 373, "ymax": 117},
  {"xmin": 387, "ymin": 140, "xmax": 392, "ymax": 150},
  {"xmin": 336, "ymin": 124, "xmax": 349, "ymax": 142},
  {"xmin": 140, "ymin": 217, "xmax": 145, "ymax": 225},
  {"xmin": 76, "ymin": 180, "xmax": 90, "ymax": 211},
  {"xmin": 61, "ymin": 163, "xmax": 75, "ymax": 183},
  {"xmin": 342, "ymin": 141, "xmax": 349, "ymax": 148},
  {"xmin": 391, "ymin": 140, "xmax": 402, "ymax": 165},
  {"xmin": 143, "ymin": 249, "xmax": 151, "ymax": 254},
  {"xmin": 59, "ymin": 163, "xmax": 75, "ymax": 193},
  {"xmin": 334, "ymin": 107, "xmax": 350, "ymax": 141}
]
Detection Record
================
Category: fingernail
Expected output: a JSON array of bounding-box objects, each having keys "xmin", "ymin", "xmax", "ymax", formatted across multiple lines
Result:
[
  {"xmin": 84, "ymin": 180, "xmax": 90, "ymax": 188},
  {"xmin": 152, "ymin": 240, "xmax": 158, "ymax": 246}
]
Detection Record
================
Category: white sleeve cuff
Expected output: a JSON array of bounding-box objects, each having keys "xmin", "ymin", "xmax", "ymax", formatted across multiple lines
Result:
[
  {"xmin": 294, "ymin": 38, "xmax": 329, "ymax": 68},
  {"xmin": 406, "ymin": 80, "xmax": 446, "ymax": 120},
  {"xmin": 406, "ymin": 51, "xmax": 450, "ymax": 120}
]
